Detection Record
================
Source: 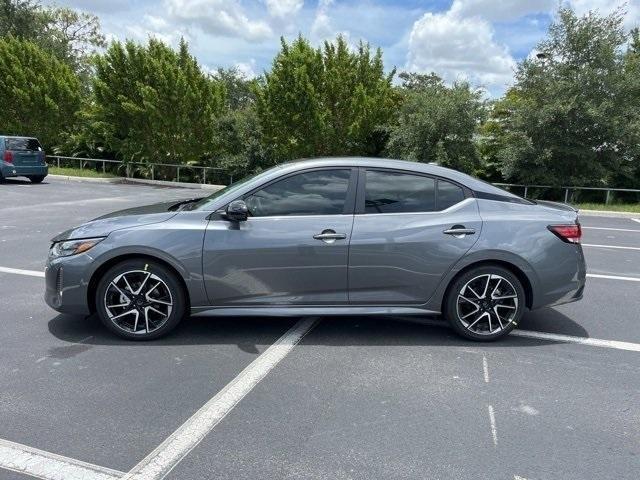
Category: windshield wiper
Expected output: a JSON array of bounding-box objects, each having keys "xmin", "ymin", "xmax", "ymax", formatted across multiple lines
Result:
[{"xmin": 168, "ymin": 198, "xmax": 201, "ymax": 211}]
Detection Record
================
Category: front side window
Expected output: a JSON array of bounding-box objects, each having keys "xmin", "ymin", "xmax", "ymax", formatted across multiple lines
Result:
[
  {"xmin": 365, "ymin": 170, "xmax": 436, "ymax": 214},
  {"xmin": 245, "ymin": 169, "xmax": 351, "ymax": 217}
]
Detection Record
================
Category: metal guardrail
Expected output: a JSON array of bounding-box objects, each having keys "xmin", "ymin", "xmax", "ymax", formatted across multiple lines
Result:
[
  {"xmin": 48, "ymin": 156, "xmax": 233, "ymax": 184},
  {"xmin": 48, "ymin": 156, "xmax": 638, "ymax": 203},
  {"xmin": 494, "ymin": 183, "xmax": 640, "ymax": 204}
]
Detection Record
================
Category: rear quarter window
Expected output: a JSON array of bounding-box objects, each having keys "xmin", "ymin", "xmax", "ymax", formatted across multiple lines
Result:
[
  {"xmin": 437, "ymin": 179, "xmax": 466, "ymax": 209},
  {"xmin": 5, "ymin": 138, "xmax": 42, "ymax": 151}
]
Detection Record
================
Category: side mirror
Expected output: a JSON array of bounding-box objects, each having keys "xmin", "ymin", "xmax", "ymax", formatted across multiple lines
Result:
[{"xmin": 224, "ymin": 200, "xmax": 248, "ymax": 222}]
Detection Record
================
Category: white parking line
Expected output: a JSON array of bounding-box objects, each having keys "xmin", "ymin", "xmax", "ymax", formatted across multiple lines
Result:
[
  {"xmin": 631, "ymin": 218, "xmax": 640, "ymax": 224},
  {"xmin": 0, "ymin": 266, "xmax": 45, "ymax": 278},
  {"xmin": 4, "ymin": 266, "xmax": 640, "ymax": 284},
  {"xmin": 582, "ymin": 226, "xmax": 640, "ymax": 233},
  {"xmin": 482, "ymin": 355, "xmax": 490, "ymax": 383},
  {"xmin": 121, "ymin": 316, "xmax": 320, "ymax": 480},
  {"xmin": 487, "ymin": 405, "xmax": 498, "ymax": 446},
  {"xmin": 511, "ymin": 330, "xmax": 640, "ymax": 352},
  {"xmin": 587, "ymin": 273, "xmax": 640, "ymax": 282},
  {"xmin": 0, "ymin": 438, "xmax": 123, "ymax": 480},
  {"xmin": 582, "ymin": 243, "xmax": 640, "ymax": 251}
]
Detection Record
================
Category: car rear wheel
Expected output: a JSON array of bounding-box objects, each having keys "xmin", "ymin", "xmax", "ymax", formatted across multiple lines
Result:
[
  {"xmin": 95, "ymin": 259, "xmax": 187, "ymax": 340},
  {"xmin": 444, "ymin": 265, "xmax": 525, "ymax": 341},
  {"xmin": 28, "ymin": 175, "xmax": 46, "ymax": 183}
]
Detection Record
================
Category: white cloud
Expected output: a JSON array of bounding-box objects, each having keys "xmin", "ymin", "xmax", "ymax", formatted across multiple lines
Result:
[
  {"xmin": 165, "ymin": 0, "xmax": 272, "ymax": 41},
  {"xmin": 450, "ymin": 0, "xmax": 555, "ymax": 22},
  {"xmin": 264, "ymin": 0, "xmax": 304, "ymax": 19},
  {"xmin": 407, "ymin": 10, "xmax": 516, "ymax": 92},
  {"xmin": 235, "ymin": 58, "xmax": 258, "ymax": 78},
  {"xmin": 568, "ymin": 0, "xmax": 640, "ymax": 27},
  {"xmin": 310, "ymin": 0, "xmax": 334, "ymax": 40}
]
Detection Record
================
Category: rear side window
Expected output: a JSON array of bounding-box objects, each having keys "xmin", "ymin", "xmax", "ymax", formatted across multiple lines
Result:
[
  {"xmin": 437, "ymin": 179, "xmax": 465, "ymax": 210},
  {"xmin": 5, "ymin": 138, "xmax": 42, "ymax": 151},
  {"xmin": 245, "ymin": 169, "xmax": 351, "ymax": 217},
  {"xmin": 365, "ymin": 170, "xmax": 436, "ymax": 213}
]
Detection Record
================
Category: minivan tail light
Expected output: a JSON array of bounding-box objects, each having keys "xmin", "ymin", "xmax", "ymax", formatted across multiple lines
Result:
[
  {"xmin": 548, "ymin": 224, "xmax": 582, "ymax": 244},
  {"xmin": 3, "ymin": 150, "xmax": 13, "ymax": 163}
]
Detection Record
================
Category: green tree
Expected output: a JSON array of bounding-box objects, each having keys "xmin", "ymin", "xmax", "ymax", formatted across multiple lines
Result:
[
  {"xmin": 0, "ymin": 36, "xmax": 81, "ymax": 148},
  {"xmin": 495, "ymin": 7, "xmax": 638, "ymax": 187},
  {"xmin": 257, "ymin": 35, "xmax": 397, "ymax": 161},
  {"xmin": 83, "ymin": 38, "xmax": 225, "ymax": 165},
  {"xmin": 387, "ymin": 72, "xmax": 486, "ymax": 173},
  {"xmin": 0, "ymin": 0, "xmax": 105, "ymax": 80},
  {"xmin": 212, "ymin": 68, "xmax": 271, "ymax": 176}
]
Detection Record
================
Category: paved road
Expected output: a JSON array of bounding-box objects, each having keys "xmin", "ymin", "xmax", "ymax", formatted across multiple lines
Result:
[{"xmin": 0, "ymin": 176, "xmax": 638, "ymax": 480}]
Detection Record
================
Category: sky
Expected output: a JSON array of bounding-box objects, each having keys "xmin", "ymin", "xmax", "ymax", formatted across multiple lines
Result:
[{"xmin": 45, "ymin": 0, "xmax": 639, "ymax": 95}]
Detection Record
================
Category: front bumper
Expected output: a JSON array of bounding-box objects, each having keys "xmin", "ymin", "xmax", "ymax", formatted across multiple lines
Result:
[
  {"xmin": 44, "ymin": 253, "xmax": 93, "ymax": 315},
  {"xmin": 1, "ymin": 162, "xmax": 48, "ymax": 178}
]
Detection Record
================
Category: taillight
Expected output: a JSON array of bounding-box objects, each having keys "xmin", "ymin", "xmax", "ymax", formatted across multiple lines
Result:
[
  {"xmin": 548, "ymin": 224, "xmax": 582, "ymax": 244},
  {"xmin": 3, "ymin": 150, "xmax": 13, "ymax": 163}
]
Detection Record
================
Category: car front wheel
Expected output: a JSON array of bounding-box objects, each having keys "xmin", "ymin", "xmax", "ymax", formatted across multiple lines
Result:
[
  {"xmin": 95, "ymin": 259, "xmax": 187, "ymax": 340},
  {"xmin": 444, "ymin": 265, "xmax": 525, "ymax": 341}
]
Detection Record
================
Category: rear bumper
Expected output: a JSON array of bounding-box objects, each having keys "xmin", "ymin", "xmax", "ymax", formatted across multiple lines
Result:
[
  {"xmin": 532, "ymin": 244, "xmax": 586, "ymax": 309},
  {"xmin": 1, "ymin": 162, "xmax": 48, "ymax": 178}
]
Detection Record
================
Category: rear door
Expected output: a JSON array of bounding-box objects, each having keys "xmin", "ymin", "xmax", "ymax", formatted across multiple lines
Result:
[
  {"xmin": 348, "ymin": 168, "xmax": 482, "ymax": 305},
  {"xmin": 5, "ymin": 138, "xmax": 43, "ymax": 166}
]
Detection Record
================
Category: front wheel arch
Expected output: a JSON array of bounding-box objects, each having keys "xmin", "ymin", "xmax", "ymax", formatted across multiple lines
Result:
[{"xmin": 88, "ymin": 253, "xmax": 190, "ymax": 314}]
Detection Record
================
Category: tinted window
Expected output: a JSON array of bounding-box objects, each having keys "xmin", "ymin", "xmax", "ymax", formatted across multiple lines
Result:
[
  {"xmin": 5, "ymin": 138, "xmax": 42, "ymax": 151},
  {"xmin": 245, "ymin": 169, "xmax": 351, "ymax": 217},
  {"xmin": 365, "ymin": 170, "xmax": 435, "ymax": 213},
  {"xmin": 437, "ymin": 179, "xmax": 465, "ymax": 209}
]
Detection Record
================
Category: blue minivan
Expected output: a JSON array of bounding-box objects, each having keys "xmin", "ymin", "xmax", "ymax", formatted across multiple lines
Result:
[{"xmin": 0, "ymin": 136, "xmax": 48, "ymax": 183}]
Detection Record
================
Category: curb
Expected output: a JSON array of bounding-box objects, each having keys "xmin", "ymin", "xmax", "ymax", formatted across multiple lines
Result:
[
  {"xmin": 579, "ymin": 209, "xmax": 640, "ymax": 218},
  {"xmin": 48, "ymin": 174, "xmax": 225, "ymax": 191},
  {"xmin": 47, "ymin": 174, "xmax": 122, "ymax": 184}
]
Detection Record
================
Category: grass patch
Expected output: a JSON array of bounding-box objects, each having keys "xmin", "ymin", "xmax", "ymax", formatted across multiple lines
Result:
[
  {"xmin": 49, "ymin": 166, "xmax": 118, "ymax": 178},
  {"xmin": 574, "ymin": 202, "xmax": 640, "ymax": 213}
]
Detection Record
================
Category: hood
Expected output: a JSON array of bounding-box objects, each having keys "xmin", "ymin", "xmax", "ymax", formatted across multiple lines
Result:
[{"xmin": 51, "ymin": 201, "xmax": 179, "ymax": 242}]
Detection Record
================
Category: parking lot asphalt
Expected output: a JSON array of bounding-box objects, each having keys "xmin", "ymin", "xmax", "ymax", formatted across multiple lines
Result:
[{"xmin": 0, "ymin": 176, "xmax": 638, "ymax": 480}]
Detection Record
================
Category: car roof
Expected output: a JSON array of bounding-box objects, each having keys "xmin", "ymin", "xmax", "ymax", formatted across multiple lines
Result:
[{"xmin": 276, "ymin": 157, "xmax": 521, "ymax": 198}]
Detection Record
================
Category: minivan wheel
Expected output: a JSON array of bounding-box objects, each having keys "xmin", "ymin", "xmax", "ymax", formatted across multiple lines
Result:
[
  {"xmin": 95, "ymin": 259, "xmax": 187, "ymax": 340},
  {"xmin": 28, "ymin": 175, "xmax": 46, "ymax": 183},
  {"xmin": 444, "ymin": 265, "xmax": 525, "ymax": 341}
]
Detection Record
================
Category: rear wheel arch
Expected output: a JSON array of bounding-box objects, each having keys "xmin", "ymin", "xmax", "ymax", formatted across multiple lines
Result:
[
  {"xmin": 88, "ymin": 253, "xmax": 190, "ymax": 314},
  {"xmin": 442, "ymin": 259, "xmax": 534, "ymax": 313}
]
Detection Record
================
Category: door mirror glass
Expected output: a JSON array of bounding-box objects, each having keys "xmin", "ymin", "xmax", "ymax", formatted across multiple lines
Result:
[{"xmin": 225, "ymin": 200, "xmax": 248, "ymax": 222}]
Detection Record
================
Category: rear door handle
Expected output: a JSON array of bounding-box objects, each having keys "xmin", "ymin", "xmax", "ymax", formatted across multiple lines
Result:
[
  {"xmin": 313, "ymin": 230, "xmax": 347, "ymax": 243},
  {"xmin": 443, "ymin": 226, "xmax": 476, "ymax": 237}
]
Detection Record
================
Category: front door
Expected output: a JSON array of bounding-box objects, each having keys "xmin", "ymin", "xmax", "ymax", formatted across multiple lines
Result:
[
  {"xmin": 203, "ymin": 168, "xmax": 356, "ymax": 306},
  {"xmin": 348, "ymin": 168, "xmax": 482, "ymax": 305}
]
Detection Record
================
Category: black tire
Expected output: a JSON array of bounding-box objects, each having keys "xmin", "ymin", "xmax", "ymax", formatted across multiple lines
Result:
[
  {"xmin": 28, "ymin": 175, "xmax": 46, "ymax": 183},
  {"xmin": 95, "ymin": 259, "xmax": 187, "ymax": 340},
  {"xmin": 443, "ymin": 265, "xmax": 526, "ymax": 341}
]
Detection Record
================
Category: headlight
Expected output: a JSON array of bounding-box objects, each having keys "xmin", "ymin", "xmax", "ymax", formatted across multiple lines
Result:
[{"xmin": 50, "ymin": 237, "xmax": 105, "ymax": 258}]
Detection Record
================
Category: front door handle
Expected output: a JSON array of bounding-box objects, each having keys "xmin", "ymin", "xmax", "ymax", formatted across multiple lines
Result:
[
  {"xmin": 443, "ymin": 226, "xmax": 476, "ymax": 238},
  {"xmin": 313, "ymin": 229, "xmax": 347, "ymax": 244}
]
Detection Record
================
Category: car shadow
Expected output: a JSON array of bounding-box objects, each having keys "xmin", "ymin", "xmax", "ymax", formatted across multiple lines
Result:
[
  {"xmin": 1, "ymin": 178, "xmax": 47, "ymax": 185},
  {"xmin": 47, "ymin": 307, "xmax": 588, "ymax": 351}
]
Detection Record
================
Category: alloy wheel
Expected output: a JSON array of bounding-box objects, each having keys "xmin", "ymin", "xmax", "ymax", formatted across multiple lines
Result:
[
  {"xmin": 456, "ymin": 274, "xmax": 518, "ymax": 335},
  {"xmin": 103, "ymin": 270, "xmax": 173, "ymax": 335}
]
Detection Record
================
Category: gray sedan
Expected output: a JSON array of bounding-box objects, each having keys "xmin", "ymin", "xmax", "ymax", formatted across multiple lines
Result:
[{"xmin": 45, "ymin": 157, "xmax": 586, "ymax": 341}]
